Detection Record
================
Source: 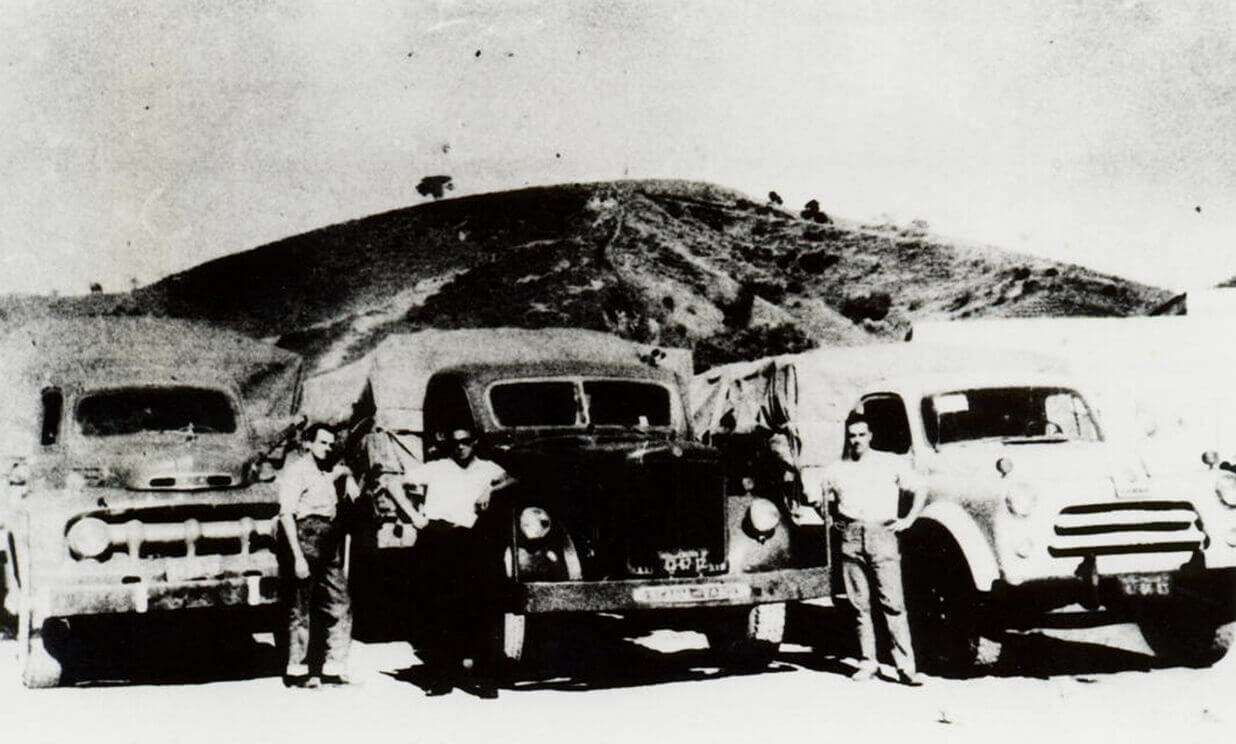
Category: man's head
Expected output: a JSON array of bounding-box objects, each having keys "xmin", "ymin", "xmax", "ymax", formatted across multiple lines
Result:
[
  {"xmin": 446, "ymin": 427, "xmax": 477, "ymax": 466},
  {"xmin": 304, "ymin": 422, "xmax": 337, "ymax": 463},
  {"xmin": 844, "ymin": 416, "xmax": 872, "ymax": 460}
]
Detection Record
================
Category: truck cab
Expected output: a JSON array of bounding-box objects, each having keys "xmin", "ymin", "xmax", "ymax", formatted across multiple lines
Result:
[{"xmin": 0, "ymin": 319, "xmax": 302, "ymax": 687}]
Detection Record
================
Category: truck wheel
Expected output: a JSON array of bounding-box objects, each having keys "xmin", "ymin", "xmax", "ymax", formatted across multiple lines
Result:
[
  {"xmin": 17, "ymin": 608, "xmax": 63, "ymax": 688},
  {"xmin": 902, "ymin": 535, "xmax": 993, "ymax": 675},
  {"xmin": 706, "ymin": 603, "xmax": 786, "ymax": 669},
  {"xmin": 1137, "ymin": 606, "xmax": 1235, "ymax": 668}
]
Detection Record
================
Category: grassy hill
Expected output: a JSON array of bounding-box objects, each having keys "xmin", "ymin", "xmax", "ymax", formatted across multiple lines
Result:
[{"xmin": 1, "ymin": 180, "xmax": 1173, "ymax": 373}]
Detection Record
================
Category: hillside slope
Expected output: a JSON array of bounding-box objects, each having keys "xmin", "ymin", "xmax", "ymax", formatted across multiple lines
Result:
[{"xmin": 7, "ymin": 180, "xmax": 1173, "ymax": 372}]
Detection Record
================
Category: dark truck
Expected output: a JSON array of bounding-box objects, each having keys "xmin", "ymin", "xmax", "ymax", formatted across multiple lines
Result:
[
  {"xmin": 302, "ymin": 328, "xmax": 829, "ymax": 669},
  {"xmin": 0, "ymin": 319, "xmax": 303, "ymax": 686}
]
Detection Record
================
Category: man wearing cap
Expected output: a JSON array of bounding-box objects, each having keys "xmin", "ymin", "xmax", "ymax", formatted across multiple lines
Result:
[
  {"xmin": 810, "ymin": 412, "xmax": 926, "ymax": 686},
  {"xmin": 278, "ymin": 422, "xmax": 360, "ymax": 688},
  {"xmin": 402, "ymin": 427, "xmax": 514, "ymax": 697}
]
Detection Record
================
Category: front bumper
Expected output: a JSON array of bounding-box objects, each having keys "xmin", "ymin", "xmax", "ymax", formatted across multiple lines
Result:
[
  {"xmin": 990, "ymin": 566, "xmax": 1236, "ymax": 620},
  {"xmin": 517, "ymin": 566, "xmax": 830, "ymax": 614},
  {"xmin": 32, "ymin": 574, "xmax": 281, "ymax": 622}
]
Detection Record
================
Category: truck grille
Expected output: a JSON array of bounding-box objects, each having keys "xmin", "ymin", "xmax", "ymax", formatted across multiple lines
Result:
[
  {"xmin": 623, "ymin": 455, "xmax": 726, "ymax": 577},
  {"xmin": 71, "ymin": 504, "xmax": 280, "ymax": 561},
  {"xmin": 1048, "ymin": 500, "xmax": 1205, "ymax": 558}
]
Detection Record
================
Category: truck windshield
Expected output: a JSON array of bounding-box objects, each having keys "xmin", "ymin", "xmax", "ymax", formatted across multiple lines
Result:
[
  {"xmin": 922, "ymin": 386, "xmax": 1100, "ymax": 446},
  {"xmin": 489, "ymin": 379, "xmax": 672, "ymax": 428},
  {"xmin": 76, "ymin": 387, "xmax": 238, "ymax": 436}
]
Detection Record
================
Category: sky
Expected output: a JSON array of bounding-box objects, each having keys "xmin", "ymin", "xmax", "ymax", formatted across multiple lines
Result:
[{"xmin": 2, "ymin": 0, "xmax": 1234, "ymax": 295}]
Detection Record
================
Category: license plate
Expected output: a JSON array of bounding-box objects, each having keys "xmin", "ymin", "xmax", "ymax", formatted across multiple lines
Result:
[
  {"xmin": 632, "ymin": 583, "xmax": 751, "ymax": 605},
  {"xmin": 165, "ymin": 555, "xmax": 223, "ymax": 583},
  {"xmin": 1117, "ymin": 572, "xmax": 1172, "ymax": 597}
]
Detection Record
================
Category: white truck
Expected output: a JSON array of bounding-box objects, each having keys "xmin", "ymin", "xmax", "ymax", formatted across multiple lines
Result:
[{"xmin": 693, "ymin": 342, "xmax": 1236, "ymax": 672}]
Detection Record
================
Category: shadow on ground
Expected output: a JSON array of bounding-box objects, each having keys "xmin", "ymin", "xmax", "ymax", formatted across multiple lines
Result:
[
  {"xmin": 381, "ymin": 603, "xmax": 1181, "ymax": 695},
  {"xmin": 387, "ymin": 613, "xmax": 800, "ymax": 695},
  {"xmin": 786, "ymin": 603, "xmax": 1170, "ymax": 680},
  {"xmin": 47, "ymin": 613, "xmax": 283, "ymax": 687}
]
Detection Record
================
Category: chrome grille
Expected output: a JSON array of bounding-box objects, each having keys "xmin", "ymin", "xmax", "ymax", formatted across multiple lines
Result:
[
  {"xmin": 1048, "ymin": 500, "xmax": 1204, "ymax": 558},
  {"xmin": 71, "ymin": 504, "xmax": 280, "ymax": 562}
]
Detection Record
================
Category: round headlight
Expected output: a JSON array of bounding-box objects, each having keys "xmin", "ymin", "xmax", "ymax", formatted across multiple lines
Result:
[
  {"xmin": 747, "ymin": 498, "xmax": 781, "ymax": 537},
  {"xmin": 1005, "ymin": 483, "xmax": 1038, "ymax": 517},
  {"xmin": 996, "ymin": 457, "xmax": 1015, "ymax": 477},
  {"xmin": 1215, "ymin": 473, "xmax": 1236, "ymax": 508},
  {"xmin": 67, "ymin": 517, "xmax": 111, "ymax": 558},
  {"xmin": 518, "ymin": 507, "xmax": 552, "ymax": 541}
]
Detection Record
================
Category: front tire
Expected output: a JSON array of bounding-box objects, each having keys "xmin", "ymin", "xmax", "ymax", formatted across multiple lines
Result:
[
  {"xmin": 902, "ymin": 532, "xmax": 997, "ymax": 675},
  {"xmin": 1138, "ymin": 605, "xmax": 1234, "ymax": 668},
  {"xmin": 17, "ymin": 608, "xmax": 63, "ymax": 688},
  {"xmin": 706, "ymin": 602, "xmax": 786, "ymax": 669}
]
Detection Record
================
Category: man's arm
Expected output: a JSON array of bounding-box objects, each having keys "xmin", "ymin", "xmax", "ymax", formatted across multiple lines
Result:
[
  {"xmin": 388, "ymin": 465, "xmax": 429, "ymax": 529},
  {"xmin": 331, "ymin": 463, "xmax": 361, "ymax": 501},
  {"xmin": 277, "ymin": 463, "xmax": 310, "ymax": 580},
  {"xmin": 890, "ymin": 461, "xmax": 926, "ymax": 533},
  {"xmin": 475, "ymin": 465, "xmax": 516, "ymax": 514}
]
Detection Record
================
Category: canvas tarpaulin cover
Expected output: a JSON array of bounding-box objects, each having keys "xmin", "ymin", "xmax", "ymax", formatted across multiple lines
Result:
[
  {"xmin": 0, "ymin": 318, "xmax": 303, "ymax": 434},
  {"xmin": 301, "ymin": 327, "xmax": 694, "ymax": 436},
  {"xmin": 693, "ymin": 343, "xmax": 1067, "ymax": 470}
]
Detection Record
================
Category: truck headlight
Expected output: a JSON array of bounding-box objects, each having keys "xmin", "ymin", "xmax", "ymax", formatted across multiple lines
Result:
[
  {"xmin": 1216, "ymin": 473, "xmax": 1236, "ymax": 507},
  {"xmin": 66, "ymin": 517, "xmax": 111, "ymax": 558},
  {"xmin": 747, "ymin": 498, "xmax": 781, "ymax": 539},
  {"xmin": 1005, "ymin": 483, "xmax": 1038, "ymax": 517},
  {"xmin": 518, "ymin": 507, "xmax": 552, "ymax": 541}
]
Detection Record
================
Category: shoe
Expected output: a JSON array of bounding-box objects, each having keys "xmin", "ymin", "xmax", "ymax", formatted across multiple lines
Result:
[
  {"xmin": 283, "ymin": 675, "xmax": 320, "ymax": 689},
  {"xmin": 850, "ymin": 663, "xmax": 878, "ymax": 682},
  {"xmin": 896, "ymin": 670, "xmax": 924, "ymax": 687},
  {"xmin": 424, "ymin": 680, "xmax": 454, "ymax": 697},
  {"xmin": 320, "ymin": 674, "xmax": 352, "ymax": 686},
  {"xmin": 468, "ymin": 677, "xmax": 499, "ymax": 700}
]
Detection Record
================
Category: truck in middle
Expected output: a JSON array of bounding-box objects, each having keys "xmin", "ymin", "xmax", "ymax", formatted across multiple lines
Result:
[{"xmin": 300, "ymin": 328, "xmax": 830, "ymax": 672}]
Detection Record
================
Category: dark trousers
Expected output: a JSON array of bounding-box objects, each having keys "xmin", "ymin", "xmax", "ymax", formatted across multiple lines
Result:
[
  {"xmin": 285, "ymin": 515, "xmax": 352, "ymax": 677},
  {"xmin": 414, "ymin": 520, "xmax": 486, "ymax": 669}
]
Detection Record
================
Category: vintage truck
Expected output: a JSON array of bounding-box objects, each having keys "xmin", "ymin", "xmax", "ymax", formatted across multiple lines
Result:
[
  {"xmin": 693, "ymin": 343, "xmax": 1236, "ymax": 672},
  {"xmin": 301, "ymin": 328, "xmax": 830, "ymax": 671},
  {"xmin": 0, "ymin": 318, "xmax": 303, "ymax": 686}
]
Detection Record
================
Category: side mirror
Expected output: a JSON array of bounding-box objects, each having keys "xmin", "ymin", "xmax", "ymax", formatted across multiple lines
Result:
[{"xmin": 1202, "ymin": 451, "xmax": 1220, "ymax": 469}]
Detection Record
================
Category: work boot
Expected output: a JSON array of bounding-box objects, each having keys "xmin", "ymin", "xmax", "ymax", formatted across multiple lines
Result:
[
  {"xmin": 283, "ymin": 674, "xmax": 320, "ymax": 689},
  {"xmin": 850, "ymin": 661, "xmax": 878, "ymax": 682}
]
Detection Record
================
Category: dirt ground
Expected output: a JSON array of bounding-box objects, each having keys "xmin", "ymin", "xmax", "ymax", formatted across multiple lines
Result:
[{"xmin": 0, "ymin": 603, "xmax": 1232, "ymax": 744}]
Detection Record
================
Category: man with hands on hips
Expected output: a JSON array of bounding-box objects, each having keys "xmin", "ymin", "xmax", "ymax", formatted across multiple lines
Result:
[{"xmin": 807, "ymin": 412, "xmax": 926, "ymax": 686}]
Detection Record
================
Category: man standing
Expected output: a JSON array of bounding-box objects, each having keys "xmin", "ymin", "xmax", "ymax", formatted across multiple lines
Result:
[
  {"xmin": 402, "ymin": 427, "xmax": 513, "ymax": 698},
  {"xmin": 278, "ymin": 422, "xmax": 360, "ymax": 688},
  {"xmin": 812, "ymin": 413, "xmax": 926, "ymax": 686}
]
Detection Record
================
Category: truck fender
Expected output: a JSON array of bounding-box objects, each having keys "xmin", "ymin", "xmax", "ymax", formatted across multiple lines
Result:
[{"xmin": 915, "ymin": 501, "xmax": 999, "ymax": 592}]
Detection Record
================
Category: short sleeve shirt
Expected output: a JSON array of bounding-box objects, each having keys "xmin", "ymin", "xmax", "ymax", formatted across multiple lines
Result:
[
  {"xmin": 278, "ymin": 455, "xmax": 340, "ymax": 520},
  {"xmin": 403, "ymin": 457, "xmax": 507, "ymax": 529},
  {"xmin": 821, "ymin": 450, "xmax": 918, "ymax": 524}
]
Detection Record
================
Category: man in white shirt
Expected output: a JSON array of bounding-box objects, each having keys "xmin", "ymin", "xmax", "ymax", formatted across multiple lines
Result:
[
  {"xmin": 278, "ymin": 422, "xmax": 360, "ymax": 688},
  {"xmin": 812, "ymin": 413, "xmax": 926, "ymax": 686},
  {"xmin": 401, "ymin": 427, "xmax": 513, "ymax": 697}
]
